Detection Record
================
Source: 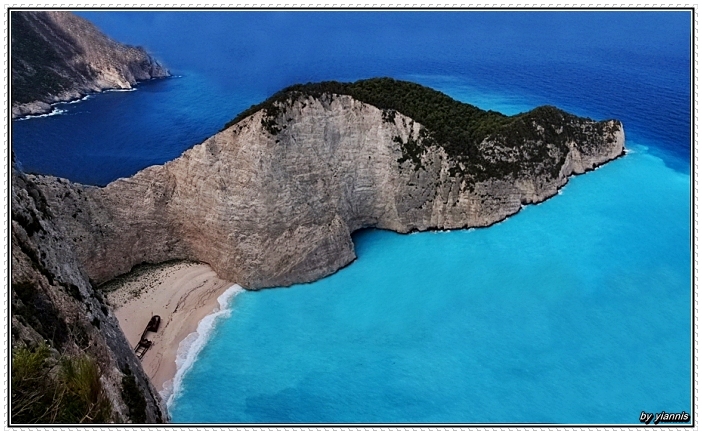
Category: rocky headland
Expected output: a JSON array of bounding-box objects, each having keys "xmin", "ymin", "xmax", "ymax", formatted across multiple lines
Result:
[
  {"xmin": 10, "ymin": 11, "xmax": 170, "ymax": 424},
  {"xmin": 12, "ymin": 73, "xmax": 624, "ymax": 423},
  {"xmin": 11, "ymin": 11, "xmax": 169, "ymax": 118},
  {"xmin": 27, "ymin": 78, "xmax": 625, "ymax": 291},
  {"xmin": 11, "ymin": 167, "xmax": 167, "ymax": 423}
]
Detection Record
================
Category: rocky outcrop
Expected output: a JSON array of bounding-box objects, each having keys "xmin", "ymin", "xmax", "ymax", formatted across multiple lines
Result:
[
  {"xmin": 30, "ymin": 88, "xmax": 625, "ymax": 290},
  {"xmin": 11, "ymin": 11, "xmax": 169, "ymax": 118},
  {"xmin": 10, "ymin": 11, "xmax": 171, "ymax": 423},
  {"xmin": 11, "ymin": 166, "xmax": 167, "ymax": 423}
]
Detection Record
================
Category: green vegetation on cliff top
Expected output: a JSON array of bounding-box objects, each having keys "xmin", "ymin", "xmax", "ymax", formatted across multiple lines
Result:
[{"xmin": 224, "ymin": 78, "xmax": 618, "ymax": 180}]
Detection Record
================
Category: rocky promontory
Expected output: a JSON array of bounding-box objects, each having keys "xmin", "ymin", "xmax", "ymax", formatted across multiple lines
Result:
[
  {"xmin": 30, "ymin": 78, "xmax": 625, "ymax": 290},
  {"xmin": 11, "ymin": 166, "xmax": 167, "ymax": 423},
  {"xmin": 10, "ymin": 10, "xmax": 171, "ymax": 423},
  {"xmin": 11, "ymin": 11, "xmax": 170, "ymax": 118}
]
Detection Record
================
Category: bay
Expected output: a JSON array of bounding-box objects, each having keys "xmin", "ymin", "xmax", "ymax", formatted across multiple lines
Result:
[{"xmin": 10, "ymin": 10, "xmax": 692, "ymax": 424}]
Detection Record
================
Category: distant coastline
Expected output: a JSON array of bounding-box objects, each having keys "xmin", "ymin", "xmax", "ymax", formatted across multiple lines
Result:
[
  {"xmin": 10, "ymin": 9, "xmax": 690, "ymax": 425},
  {"xmin": 11, "ymin": 11, "xmax": 170, "ymax": 119},
  {"xmin": 13, "ymin": 76, "xmax": 172, "ymax": 121}
]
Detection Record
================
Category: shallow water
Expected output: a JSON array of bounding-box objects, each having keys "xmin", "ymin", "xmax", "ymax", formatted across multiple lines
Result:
[
  {"xmin": 169, "ymin": 145, "xmax": 690, "ymax": 423},
  {"xmin": 10, "ymin": 11, "xmax": 692, "ymax": 424}
]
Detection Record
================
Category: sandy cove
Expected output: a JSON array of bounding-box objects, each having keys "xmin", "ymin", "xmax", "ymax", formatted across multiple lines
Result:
[{"xmin": 104, "ymin": 261, "xmax": 235, "ymax": 396}]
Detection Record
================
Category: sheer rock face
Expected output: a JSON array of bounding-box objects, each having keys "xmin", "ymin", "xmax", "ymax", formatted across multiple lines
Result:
[
  {"xmin": 11, "ymin": 11, "xmax": 169, "ymax": 118},
  {"xmin": 11, "ymin": 168, "xmax": 167, "ymax": 423},
  {"xmin": 31, "ymin": 94, "xmax": 624, "ymax": 290}
]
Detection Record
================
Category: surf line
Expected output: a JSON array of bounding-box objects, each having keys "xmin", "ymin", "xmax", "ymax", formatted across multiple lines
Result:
[{"xmin": 160, "ymin": 284, "xmax": 245, "ymax": 413}]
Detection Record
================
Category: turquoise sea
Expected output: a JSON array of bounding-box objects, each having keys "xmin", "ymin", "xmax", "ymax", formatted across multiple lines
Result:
[
  {"xmin": 11, "ymin": 11, "xmax": 692, "ymax": 424},
  {"xmin": 167, "ymin": 132, "xmax": 691, "ymax": 425}
]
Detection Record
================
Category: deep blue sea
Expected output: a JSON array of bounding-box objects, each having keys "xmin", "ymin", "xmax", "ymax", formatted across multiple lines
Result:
[{"xmin": 11, "ymin": 11, "xmax": 692, "ymax": 424}]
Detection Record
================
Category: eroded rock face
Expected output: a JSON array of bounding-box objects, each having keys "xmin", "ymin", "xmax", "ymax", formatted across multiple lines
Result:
[
  {"xmin": 11, "ymin": 168, "xmax": 167, "ymax": 423},
  {"xmin": 11, "ymin": 11, "xmax": 170, "ymax": 118},
  {"xmin": 32, "ymin": 94, "xmax": 624, "ymax": 290}
]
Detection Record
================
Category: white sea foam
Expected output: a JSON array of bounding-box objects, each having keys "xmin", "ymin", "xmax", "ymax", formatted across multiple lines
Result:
[
  {"xmin": 161, "ymin": 284, "xmax": 245, "ymax": 413},
  {"xmin": 104, "ymin": 87, "xmax": 137, "ymax": 92},
  {"xmin": 17, "ymin": 94, "xmax": 93, "ymax": 121},
  {"xmin": 17, "ymin": 86, "xmax": 143, "ymax": 122},
  {"xmin": 63, "ymin": 95, "xmax": 92, "ymax": 104},
  {"xmin": 16, "ymin": 107, "xmax": 67, "ymax": 121}
]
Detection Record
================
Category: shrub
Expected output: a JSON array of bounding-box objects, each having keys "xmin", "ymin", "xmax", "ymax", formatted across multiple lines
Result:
[
  {"xmin": 221, "ymin": 78, "xmax": 614, "ymax": 181},
  {"xmin": 11, "ymin": 344, "xmax": 112, "ymax": 424}
]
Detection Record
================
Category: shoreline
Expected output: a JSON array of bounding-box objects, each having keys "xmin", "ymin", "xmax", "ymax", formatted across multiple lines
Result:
[
  {"xmin": 12, "ymin": 75, "xmax": 174, "ymax": 120},
  {"xmin": 104, "ymin": 260, "xmax": 237, "ymax": 403}
]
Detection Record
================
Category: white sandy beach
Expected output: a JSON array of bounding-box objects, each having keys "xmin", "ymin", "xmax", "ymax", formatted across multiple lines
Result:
[{"xmin": 105, "ymin": 261, "xmax": 234, "ymax": 395}]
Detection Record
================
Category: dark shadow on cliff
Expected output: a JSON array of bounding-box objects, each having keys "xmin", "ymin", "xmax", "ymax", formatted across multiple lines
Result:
[{"xmin": 11, "ymin": 11, "xmax": 93, "ymax": 105}]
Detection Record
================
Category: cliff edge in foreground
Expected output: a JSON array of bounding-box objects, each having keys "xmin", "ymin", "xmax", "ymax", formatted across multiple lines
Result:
[
  {"xmin": 11, "ymin": 166, "xmax": 167, "ymax": 423},
  {"xmin": 11, "ymin": 11, "xmax": 170, "ymax": 118},
  {"xmin": 10, "ymin": 10, "xmax": 170, "ymax": 423},
  {"xmin": 31, "ymin": 78, "xmax": 625, "ymax": 290}
]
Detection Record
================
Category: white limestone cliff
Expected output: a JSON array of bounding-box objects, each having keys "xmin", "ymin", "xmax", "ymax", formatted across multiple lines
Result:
[{"xmin": 31, "ymin": 93, "xmax": 624, "ymax": 290}]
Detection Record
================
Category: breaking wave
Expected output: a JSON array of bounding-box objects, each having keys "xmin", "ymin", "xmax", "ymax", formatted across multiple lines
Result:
[
  {"xmin": 104, "ymin": 87, "xmax": 137, "ymax": 92},
  {"xmin": 16, "ymin": 107, "xmax": 66, "ymax": 121},
  {"xmin": 160, "ymin": 284, "xmax": 245, "ymax": 413},
  {"xmin": 63, "ymin": 95, "xmax": 93, "ymax": 104}
]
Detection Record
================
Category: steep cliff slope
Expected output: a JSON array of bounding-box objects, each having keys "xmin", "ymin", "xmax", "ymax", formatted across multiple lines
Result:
[
  {"xmin": 31, "ymin": 79, "xmax": 625, "ymax": 290},
  {"xmin": 11, "ymin": 11, "xmax": 169, "ymax": 118},
  {"xmin": 11, "ymin": 166, "xmax": 167, "ymax": 423}
]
